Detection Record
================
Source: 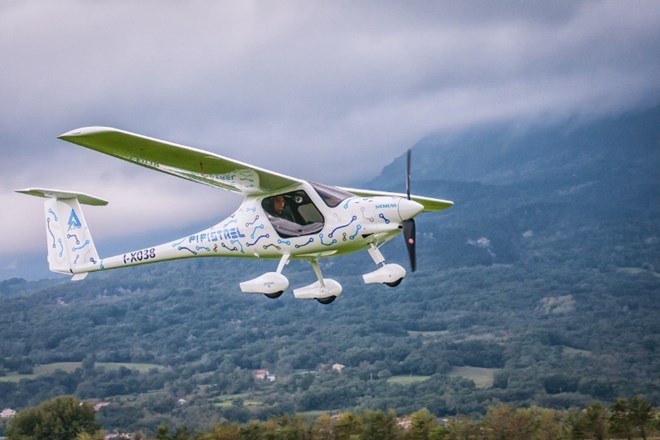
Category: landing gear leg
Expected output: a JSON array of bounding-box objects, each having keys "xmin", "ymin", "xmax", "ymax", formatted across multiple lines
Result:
[
  {"xmin": 292, "ymin": 259, "xmax": 342, "ymax": 303},
  {"xmin": 310, "ymin": 259, "xmax": 336, "ymax": 304},
  {"xmin": 239, "ymin": 253, "xmax": 290, "ymax": 297},
  {"xmin": 264, "ymin": 254, "xmax": 290, "ymax": 299},
  {"xmin": 363, "ymin": 243, "xmax": 406, "ymax": 287}
]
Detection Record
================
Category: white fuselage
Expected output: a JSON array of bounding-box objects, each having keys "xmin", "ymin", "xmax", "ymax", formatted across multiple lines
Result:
[{"xmin": 81, "ymin": 182, "xmax": 418, "ymax": 275}]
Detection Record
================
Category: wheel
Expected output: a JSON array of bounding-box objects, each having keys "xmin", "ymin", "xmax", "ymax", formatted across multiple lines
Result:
[
  {"xmin": 385, "ymin": 278, "xmax": 403, "ymax": 287},
  {"xmin": 264, "ymin": 291, "xmax": 284, "ymax": 299},
  {"xmin": 316, "ymin": 295, "xmax": 337, "ymax": 304}
]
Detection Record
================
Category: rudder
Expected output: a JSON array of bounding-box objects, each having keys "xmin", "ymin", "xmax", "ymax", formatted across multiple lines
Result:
[{"xmin": 17, "ymin": 188, "xmax": 107, "ymax": 279}]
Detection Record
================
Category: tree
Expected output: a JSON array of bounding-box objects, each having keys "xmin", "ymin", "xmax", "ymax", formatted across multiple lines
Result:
[
  {"xmin": 481, "ymin": 405, "xmax": 535, "ymax": 440},
  {"xmin": 609, "ymin": 398, "xmax": 632, "ymax": 440},
  {"xmin": 583, "ymin": 401, "xmax": 608, "ymax": 440},
  {"xmin": 155, "ymin": 425, "xmax": 170, "ymax": 440},
  {"xmin": 335, "ymin": 412, "xmax": 363, "ymax": 440},
  {"xmin": 406, "ymin": 408, "xmax": 438, "ymax": 440},
  {"xmin": 628, "ymin": 395, "xmax": 654, "ymax": 440},
  {"xmin": 6, "ymin": 396, "xmax": 99, "ymax": 440},
  {"xmin": 312, "ymin": 413, "xmax": 335, "ymax": 440},
  {"xmin": 362, "ymin": 410, "xmax": 401, "ymax": 440}
]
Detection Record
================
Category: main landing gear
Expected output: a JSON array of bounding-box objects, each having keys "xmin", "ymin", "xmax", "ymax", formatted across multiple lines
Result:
[
  {"xmin": 292, "ymin": 259, "xmax": 342, "ymax": 304},
  {"xmin": 239, "ymin": 254, "xmax": 341, "ymax": 304},
  {"xmin": 240, "ymin": 244, "xmax": 405, "ymax": 304}
]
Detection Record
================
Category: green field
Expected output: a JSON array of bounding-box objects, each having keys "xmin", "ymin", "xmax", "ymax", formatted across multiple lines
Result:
[
  {"xmin": 386, "ymin": 375, "xmax": 431, "ymax": 385},
  {"xmin": 0, "ymin": 362, "xmax": 164, "ymax": 382},
  {"xmin": 448, "ymin": 366, "xmax": 501, "ymax": 389},
  {"xmin": 214, "ymin": 392, "xmax": 264, "ymax": 408}
]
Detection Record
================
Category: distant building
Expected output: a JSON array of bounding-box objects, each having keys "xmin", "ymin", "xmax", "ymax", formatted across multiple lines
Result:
[
  {"xmin": 332, "ymin": 363, "xmax": 346, "ymax": 373},
  {"xmin": 254, "ymin": 369, "xmax": 269, "ymax": 381},
  {"xmin": 0, "ymin": 408, "xmax": 16, "ymax": 418}
]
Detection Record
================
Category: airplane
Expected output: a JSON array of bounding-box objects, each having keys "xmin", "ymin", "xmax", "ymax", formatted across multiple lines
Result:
[{"xmin": 17, "ymin": 127, "xmax": 453, "ymax": 304}]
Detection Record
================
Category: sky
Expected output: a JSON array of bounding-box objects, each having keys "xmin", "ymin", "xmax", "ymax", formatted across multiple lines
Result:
[{"xmin": 2, "ymin": 1, "xmax": 660, "ymax": 278}]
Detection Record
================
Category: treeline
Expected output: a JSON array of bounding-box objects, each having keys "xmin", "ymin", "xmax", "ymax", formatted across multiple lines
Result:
[
  {"xmin": 4, "ymin": 395, "xmax": 659, "ymax": 440},
  {"xmin": 1, "ymin": 253, "xmax": 659, "ymax": 431}
]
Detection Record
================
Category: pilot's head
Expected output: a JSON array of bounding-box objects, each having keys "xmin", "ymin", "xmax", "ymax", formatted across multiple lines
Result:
[{"xmin": 273, "ymin": 195, "xmax": 286, "ymax": 214}]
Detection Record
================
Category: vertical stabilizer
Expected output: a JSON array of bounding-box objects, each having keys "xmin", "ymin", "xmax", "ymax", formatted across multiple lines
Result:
[{"xmin": 17, "ymin": 188, "xmax": 107, "ymax": 279}]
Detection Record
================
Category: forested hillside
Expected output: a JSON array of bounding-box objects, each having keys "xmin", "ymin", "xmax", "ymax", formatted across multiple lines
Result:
[{"xmin": 1, "ymin": 105, "xmax": 659, "ymax": 433}]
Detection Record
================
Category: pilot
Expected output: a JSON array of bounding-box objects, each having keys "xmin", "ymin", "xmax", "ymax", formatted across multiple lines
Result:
[
  {"xmin": 270, "ymin": 194, "xmax": 297, "ymax": 223},
  {"xmin": 273, "ymin": 195, "xmax": 287, "ymax": 216}
]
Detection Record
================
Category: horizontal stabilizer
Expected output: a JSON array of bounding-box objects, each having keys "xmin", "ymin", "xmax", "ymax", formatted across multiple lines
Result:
[{"xmin": 16, "ymin": 188, "xmax": 108, "ymax": 206}]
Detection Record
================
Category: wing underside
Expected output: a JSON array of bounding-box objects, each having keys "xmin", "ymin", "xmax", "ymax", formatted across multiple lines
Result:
[{"xmin": 59, "ymin": 127, "xmax": 303, "ymax": 195}]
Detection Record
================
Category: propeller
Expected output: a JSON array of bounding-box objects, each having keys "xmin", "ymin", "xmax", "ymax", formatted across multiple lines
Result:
[{"xmin": 403, "ymin": 149, "xmax": 416, "ymax": 272}]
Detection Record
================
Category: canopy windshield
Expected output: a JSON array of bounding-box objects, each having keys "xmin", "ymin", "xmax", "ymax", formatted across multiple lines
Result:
[{"xmin": 311, "ymin": 182, "xmax": 353, "ymax": 207}]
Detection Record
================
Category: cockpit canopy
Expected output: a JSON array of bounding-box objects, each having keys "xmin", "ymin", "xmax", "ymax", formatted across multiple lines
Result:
[{"xmin": 261, "ymin": 183, "xmax": 354, "ymax": 238}]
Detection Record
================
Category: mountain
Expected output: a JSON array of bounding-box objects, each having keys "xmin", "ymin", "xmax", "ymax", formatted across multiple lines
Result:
[{"xmin": 1, "ymin": 105, "xmax": 659, "ymax": 433}]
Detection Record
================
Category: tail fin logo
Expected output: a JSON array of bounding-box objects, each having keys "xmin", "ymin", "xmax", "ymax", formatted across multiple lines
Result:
[{"xmin": 68, "ymin": 209, "xmax": 82, "ymax": 230}]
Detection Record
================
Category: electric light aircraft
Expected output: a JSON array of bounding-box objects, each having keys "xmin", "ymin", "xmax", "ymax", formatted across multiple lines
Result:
[{"xmin": 18, "ymin": 127, "xmax": 453, "ymax": 304}]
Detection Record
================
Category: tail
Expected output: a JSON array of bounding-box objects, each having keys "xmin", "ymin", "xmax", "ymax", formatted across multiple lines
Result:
[{"xmin": 16, "ymin": 188, "xmax": 107, "ymax": 280}]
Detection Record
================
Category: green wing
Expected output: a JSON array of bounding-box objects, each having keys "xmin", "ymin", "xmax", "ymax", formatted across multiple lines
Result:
[{"xmin": 59, "ymin": 127, "xmax": 302, "ymax": 195}]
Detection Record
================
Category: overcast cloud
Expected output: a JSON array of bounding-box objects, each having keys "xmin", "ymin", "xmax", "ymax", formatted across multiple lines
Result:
[{"xmin": 2, "ymin": 1, "xmax": 660, "ymax": 271}]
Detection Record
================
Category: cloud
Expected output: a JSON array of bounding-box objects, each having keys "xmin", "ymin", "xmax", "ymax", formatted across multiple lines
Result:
[{"xmin": 2, "ymin": 0, "xmax": 660, "ymax": 266}]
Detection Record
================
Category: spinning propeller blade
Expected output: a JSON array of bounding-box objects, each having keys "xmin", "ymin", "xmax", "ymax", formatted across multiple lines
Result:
[
  {"xmin": 403, "ymin": 219, "xmax": 416, "ymax": 272},
  {"xmin": 403, "ymin": 149, "xmax": 416, "ymax": 272}
]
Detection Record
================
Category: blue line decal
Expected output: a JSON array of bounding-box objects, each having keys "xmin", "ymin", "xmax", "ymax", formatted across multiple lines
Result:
[
  {"xmin": 178, "ymin": 246, "xmax": 198, "ymax": 255},
  {"xmin": 72, "ymin": 240, "xmax": 90, "ymax": 251},
  {"xmin": 250, "ymin": 224, "xmax": 265, "ymax": 239},
  {"xmin": 350, "ymin": 225, "xmax": 363, "ymax": 240},
  {"xmin": 246, "ymin": 215, "xmax": 260, "ymax": 227},
  {"xmin": 295, "ymin": 237, "xmax": 314, "ymax": 248},
  {"xmin": 48, "ymin": 208, "xmax": 59, "ymax": 221},
  {"xmin": 223, "ymin": 218, "xmax": 238, "ymax": 227},
  {"xmin": 47, "ymin": 218, "xmax": 56, "ymax": 248},
  {"xmin": 230, "ymin": 239, "xmax": 244, "ymax": 253},
  {"xmin": 329, "ymin": 216, "xmax": 357, "ymax": 238},
  {"xmin": 247, "ymin": 234, "xmax": 269, "ymax": 247},
  {"xmin": 67, "ymin": 233, "xmax": 80, "ymax": 245},
  {"xmin": 196, "ymin": 246, "xmax": 211, "ymax": 252},
  {"xmin": 58, "ymin": 239, "xmax": 64, "ymax": 257},
  {"xmin": 171, "ymin": 238, "xmax": 186, "ymax": 247},
  {"xmin": 263, "ymin": 243, "xmax": 281, "ymax": 250},
  {"xmin": 378, "ymin": 213, "xmax": 391, "ymax": 224},
  {"xmin": 221, "ymin": 243, "xmax": 238, "ymax": 252},
  {"xmin": 277, "ymin": 238, "xmax": 291, "ymax": 245},
  {"xmin": 319, "ymin": 233, "xmax": 337, "ymax": 246}
]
